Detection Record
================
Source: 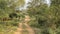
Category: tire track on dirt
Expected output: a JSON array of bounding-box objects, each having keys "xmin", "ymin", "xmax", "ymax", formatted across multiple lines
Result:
[
  {"xmin": 14, "ymin": 23, "xmax": 23, "ymax": 34},
  {"xmin": 24, "ymin": 23, "xmax": 35, "ymax": 34},
  {"xmin": 14, "ymin": 15, "xmax": 35, "ymax": 34}
]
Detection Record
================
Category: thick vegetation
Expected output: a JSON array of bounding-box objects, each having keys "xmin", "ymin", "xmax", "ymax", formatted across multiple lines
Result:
[
  {"xmin": 27, "ymin": 0, "xmax": 60, "ymax": 34},
  {"xmin": 0, "ymin": 0, "xmax": 25, "ymax": 34},
  {"xmin": 0, "ymin": 0, "xmax": 60, "ymax": 34}
]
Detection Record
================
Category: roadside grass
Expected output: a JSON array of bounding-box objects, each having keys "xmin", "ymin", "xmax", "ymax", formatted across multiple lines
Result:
[
  {"xmin": 0, "ymin": 18, "xmax": 20, "ymax": 34},
  {"xmin": 0, "ymin": 25, "xmax": 17, "ymax": 34},
  {"xmin": 29, "ymin": 21, "xmax": 60, "ymax": 34}
]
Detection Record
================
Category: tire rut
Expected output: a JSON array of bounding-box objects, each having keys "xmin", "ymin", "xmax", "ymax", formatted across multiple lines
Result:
[{"xmin": 14, "ymin": 15, "xmax": 35, "ymax": 34}]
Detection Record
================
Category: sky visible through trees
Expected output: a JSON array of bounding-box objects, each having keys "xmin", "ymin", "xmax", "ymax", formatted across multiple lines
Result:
[{"xmin": 20, "ymin": 0, "xmax": 51, "ymax": 10}]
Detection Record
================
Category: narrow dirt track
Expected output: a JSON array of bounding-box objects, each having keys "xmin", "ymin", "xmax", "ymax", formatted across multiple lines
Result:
[
  {"xmin": 24, "ymin": 23, "xmax": 35, "ymax": 34},
  {"xmin": 14, "ymin": 15, "xmax": 35, "ymax": 34},
  {"xmin": 14, "ymin": 23, "xmax": 23, "ymax": 34}
]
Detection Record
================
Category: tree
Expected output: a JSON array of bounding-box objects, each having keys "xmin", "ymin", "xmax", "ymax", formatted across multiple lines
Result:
[
  {"xmin": 27, "ymin": 0, "xmax": 60, "ymax": 30},
  {"xmin": 0, "ymin": 0, "xmax": 25, "ymax": 18}
]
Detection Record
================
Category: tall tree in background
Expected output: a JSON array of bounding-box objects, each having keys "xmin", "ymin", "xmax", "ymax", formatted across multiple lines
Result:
[
  {"xmin": 27, "ymin": 0, "xmax": 48, "ymax": 16},
  {"xmin": 0, "ymin": 0, "xmax": 25, "ymax": 17}
]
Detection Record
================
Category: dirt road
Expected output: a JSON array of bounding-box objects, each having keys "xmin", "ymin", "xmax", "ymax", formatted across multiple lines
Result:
[{"xmin": 14, "ymin": 15, "xmax": 35, "ymax": 34}]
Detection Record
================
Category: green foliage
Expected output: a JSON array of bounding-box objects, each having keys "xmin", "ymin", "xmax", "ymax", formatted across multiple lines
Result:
[
  {"xmin": 0, "ymin": 0, "xmax": 60, "ymax": 34},
  {"xmin": 27, "ymin": 0, "xmax": 60, "ymax": 34},
  {"xmin": 0, "ymin": 0, "xmax": 25, "ymax": 34}
]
